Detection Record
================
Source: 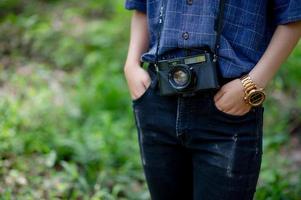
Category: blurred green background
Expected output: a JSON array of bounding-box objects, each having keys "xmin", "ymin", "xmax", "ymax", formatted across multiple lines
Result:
[{"xmin": 0, "ymin": 0, "xmax": 300, "ymax": 199}]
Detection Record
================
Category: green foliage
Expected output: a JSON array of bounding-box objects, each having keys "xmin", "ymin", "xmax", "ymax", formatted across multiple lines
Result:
[{"xmin": 0, "ymin": 0, "xmax": 301, "ymax": 199}]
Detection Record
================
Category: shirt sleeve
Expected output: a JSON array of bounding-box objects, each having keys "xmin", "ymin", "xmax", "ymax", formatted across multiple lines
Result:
[
  {"xmin": 273, "ymin": 0, "xmax": 301, "ymax": 25},
  {"xmin": 125, "ymin": 0, "xmax": 147, "ymax": 13}
]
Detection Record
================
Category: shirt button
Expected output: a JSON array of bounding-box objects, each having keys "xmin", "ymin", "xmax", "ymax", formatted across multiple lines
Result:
[
  {"xmin": 187, "ymin": 0, "xmax": 193, "ymax": 5},
  {"xmin": 182, "ymin": 32, "xmax": 189, "ymax": 40}
]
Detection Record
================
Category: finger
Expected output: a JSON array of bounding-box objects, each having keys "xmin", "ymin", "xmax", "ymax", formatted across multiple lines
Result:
[
  {"xmin": 230, "ymin": 106, "xmax": 251, "ymax": 116},
  {"xmin": 215, "ymin": 100, "xmax": 229, "ymax": 112},
  {"xmin": 222, "ymin": 107, "xmax": 232, "ymax": 113},
  {"xmin": 142, "ymin": 79, "xmax": 151, "ymax": 89},
  {"xmin": 142, "ymin": 74, "xmax": 151, "ymax": 88},
  {"xmin": 133, "ymin": 82, "xmax": 147, "ymax": 99},
  {"xmin": 227, "ymin": 107, "xmax": 240, "ymax": 115},
  {"xmin": 214, "ymin": 90, "xmax": 225, "ymax": 102},
  {"xmin": 217, "ymin": 97, "xmax": 233, "ymax": 110}
]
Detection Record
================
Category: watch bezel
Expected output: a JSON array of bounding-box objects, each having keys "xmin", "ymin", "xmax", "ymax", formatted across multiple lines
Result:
[{"xmin": 245, "ymin": 89, "xmax": 266, "ymax": 107}]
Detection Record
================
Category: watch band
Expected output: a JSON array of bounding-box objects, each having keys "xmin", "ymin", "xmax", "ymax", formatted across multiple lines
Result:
[
  {"xmin": 240, "ymin": 74, "xmax": 266, "ymax": 106},
  {"xmin": 240, "ymin": 74, "xmax": 257, "ymax": 94}
]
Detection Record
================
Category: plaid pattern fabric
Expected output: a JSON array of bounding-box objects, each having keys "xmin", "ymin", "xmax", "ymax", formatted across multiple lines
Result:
[{"xmin": 125, "ymin": 0, "xmax": 301, "ymax": 78}]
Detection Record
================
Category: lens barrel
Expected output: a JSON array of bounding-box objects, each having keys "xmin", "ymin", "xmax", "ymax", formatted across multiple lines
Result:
[{"xmin": 168, "ymin": 64, "xmax": 196, "ymax": 91}]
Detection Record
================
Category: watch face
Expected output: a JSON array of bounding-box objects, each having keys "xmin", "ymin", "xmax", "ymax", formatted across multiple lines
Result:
[{"xmin": 248, "ymin": 90, "xmax": 265, "ymax": 106}]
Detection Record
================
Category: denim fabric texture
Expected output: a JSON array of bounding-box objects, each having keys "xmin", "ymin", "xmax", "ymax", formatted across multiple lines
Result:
[
  {"xmin": 125, "ymin": 0, "xmax": 301, "ymax": 78},
  {"xmin": 132, "ymin": 64, "xmax": 265, "ymax": 200}
]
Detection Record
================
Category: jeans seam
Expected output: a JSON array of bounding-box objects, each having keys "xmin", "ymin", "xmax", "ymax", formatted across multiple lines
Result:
[
  {"xmin": 256, "ymin": 107, "xmax": 264, "ymax": 155},
  {"xmin": 134, "ymin": 108, "xmax": 146, "ymax": 166},
  {"xmin": 176, "ymin": 96, "xmax": 182, "ymax": 137},
  {"xmin": 255, "ymin": 107, "xmax": 262, "ymax": 155}
]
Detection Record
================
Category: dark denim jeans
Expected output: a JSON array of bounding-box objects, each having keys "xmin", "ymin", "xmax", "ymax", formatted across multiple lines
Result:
[{"xmin": 132, "ymin": 64, "xmax": 264, "ymax": 200}]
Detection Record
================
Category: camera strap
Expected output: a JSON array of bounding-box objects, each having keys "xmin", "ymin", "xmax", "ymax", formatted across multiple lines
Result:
[
  {"xmin": 213, "ymin": 0, "xmax": 226, "ymax": 62},
  {"xmin": 154, "ymin": 0, "xmax": 226, "ymax": 66},
  {"xmin": 154, "ymin": 2, "xmax": 165, "ymax": 67}
]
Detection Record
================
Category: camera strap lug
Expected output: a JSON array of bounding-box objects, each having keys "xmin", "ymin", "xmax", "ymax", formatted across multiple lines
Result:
[
  {"xmin": 213, "ymin": 54, "xmax": 218, "ymax": 63},
  {"xmin": 154, "ymin": 64, "xmax": 159, "ymax": 72}
]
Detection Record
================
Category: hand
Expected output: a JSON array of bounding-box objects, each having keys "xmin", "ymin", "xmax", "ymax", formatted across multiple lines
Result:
[
  {"xmin": 214, "ymin": 78, "xmax": 251, "ymax": 116},
  {"xmin": 124, "ymin": 63, "xmax": 151, "ymax": 100}
]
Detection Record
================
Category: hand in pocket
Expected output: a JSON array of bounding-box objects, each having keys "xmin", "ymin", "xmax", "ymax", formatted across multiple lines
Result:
[
  {"xmin": 214, "ymin": 78, "xmax": 251, "ymax": 116},
  {"xmin": 124, "ymin": 64, "xmax": 151, "ymax": 100}
]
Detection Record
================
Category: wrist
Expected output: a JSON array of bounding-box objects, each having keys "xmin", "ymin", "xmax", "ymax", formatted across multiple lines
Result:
[
  {"xmin": 248, "ymin": 71, "xmax": 267, "ymax": 89},
  {"xmin": 124, "ymin": 60, "xmax": 142, "ymax": 71}
]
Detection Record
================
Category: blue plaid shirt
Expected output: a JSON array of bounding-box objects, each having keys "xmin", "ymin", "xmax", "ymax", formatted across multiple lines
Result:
[{"xmin": 125, "ymin": 0, "xmax": 301, "ymax": 78}]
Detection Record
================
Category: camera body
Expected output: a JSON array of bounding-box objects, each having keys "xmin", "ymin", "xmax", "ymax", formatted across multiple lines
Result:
[{"xmin": 155, "ymin": 51, "xmax": 220, "ymax": 96}]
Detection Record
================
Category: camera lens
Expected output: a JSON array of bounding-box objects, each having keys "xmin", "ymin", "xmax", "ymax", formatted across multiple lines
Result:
[
  {"xmin": 173, "ymin": 69, "xmax": 189, "ymax": 86},
  {"xmin": 168, "ymin": 64, "xmax": 195, "ymax": 91}
]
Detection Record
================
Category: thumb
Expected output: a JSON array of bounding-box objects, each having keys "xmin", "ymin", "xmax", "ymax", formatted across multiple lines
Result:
[{"xmin": 142, "ymin": 75, "xmax": 151, "ymax": 89}]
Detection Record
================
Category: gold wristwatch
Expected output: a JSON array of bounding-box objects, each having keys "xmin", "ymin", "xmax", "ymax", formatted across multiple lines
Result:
[{"xmin": 240, "ymin": 74, "xmax": 266, "ymax": 107}]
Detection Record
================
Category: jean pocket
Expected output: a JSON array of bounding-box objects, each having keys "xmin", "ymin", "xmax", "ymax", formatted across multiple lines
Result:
[{"xmin": 131, "ymin": 66, "xmax": 156, "ymax": 106}]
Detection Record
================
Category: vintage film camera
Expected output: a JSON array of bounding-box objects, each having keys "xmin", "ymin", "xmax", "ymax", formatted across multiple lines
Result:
[{"xmin": 155, "ymin": 50, "xmax": 220, "ymax": 96}]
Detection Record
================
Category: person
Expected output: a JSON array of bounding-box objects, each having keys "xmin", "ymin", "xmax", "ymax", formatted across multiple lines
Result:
[{"xmin": 123, "ymin": 0, "xmax": 301, "ymax": 199}]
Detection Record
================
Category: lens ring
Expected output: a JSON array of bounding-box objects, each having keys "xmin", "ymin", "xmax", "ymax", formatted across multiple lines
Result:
[{"xmin": 168, "ymin": 64, "xmax": 192, "ymax": 90}]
